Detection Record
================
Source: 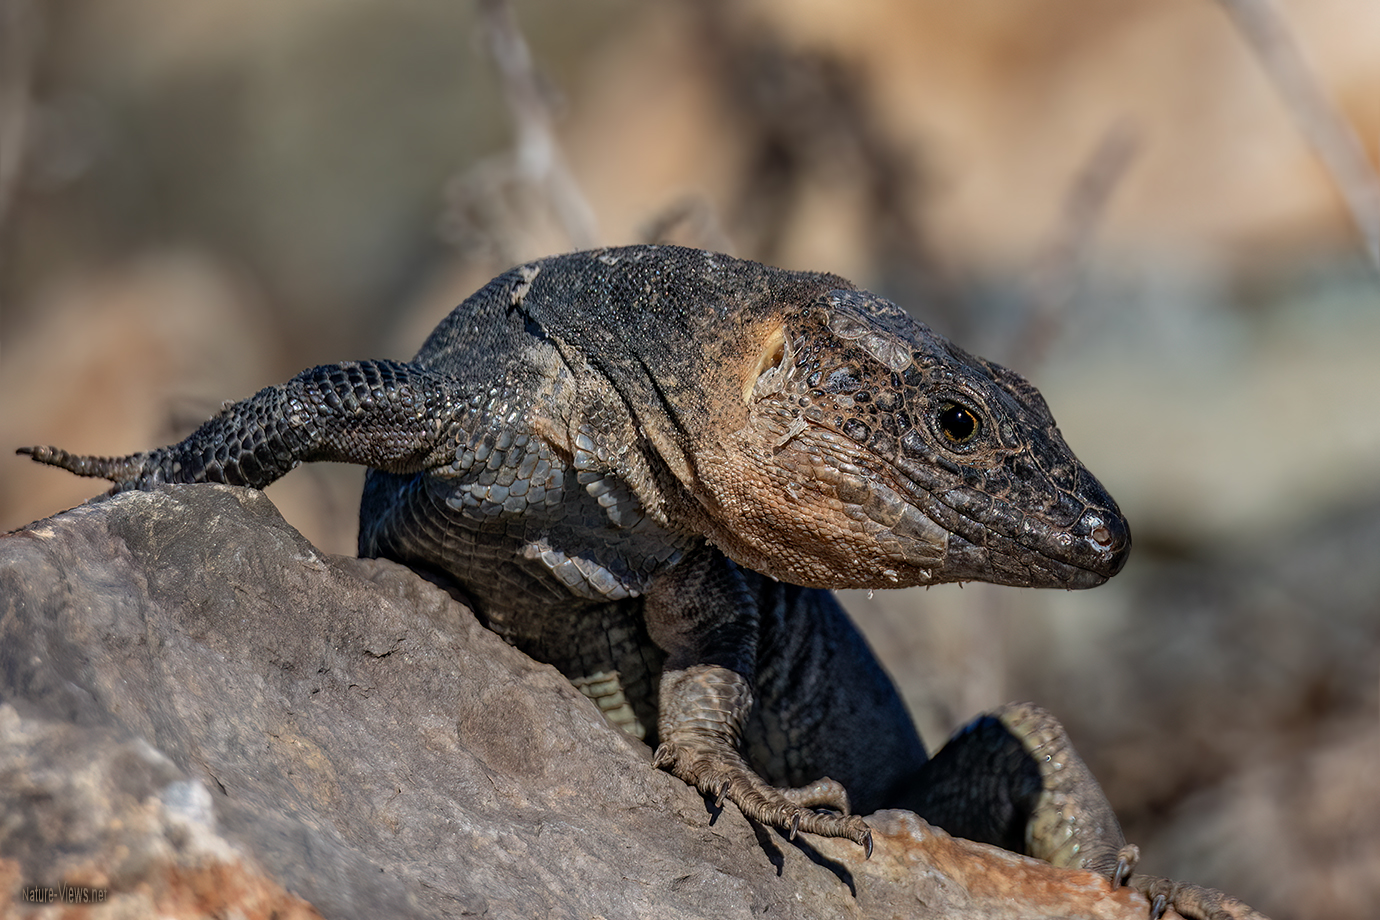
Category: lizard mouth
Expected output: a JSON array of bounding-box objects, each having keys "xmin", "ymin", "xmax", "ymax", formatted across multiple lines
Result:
[
  {"xmin": 789, "ymin": 449, "xmax": 1132, "ymax": 591},
  {"xmin": 942, "ymin": 493, "xmax": 1128, "ymax": 590},
  {"xmin": 873, "ymin": 461, "xmax": 1132, "ymax": 590}
]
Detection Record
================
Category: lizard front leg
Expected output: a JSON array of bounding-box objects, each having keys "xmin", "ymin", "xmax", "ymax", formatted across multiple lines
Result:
[
  {"xmin": 20, "ymin": 361, "xmax": 464, "ymax": 491},
  {"xmin": 643, "ymin": 545, "xmax": 873, "ymax": 854}
]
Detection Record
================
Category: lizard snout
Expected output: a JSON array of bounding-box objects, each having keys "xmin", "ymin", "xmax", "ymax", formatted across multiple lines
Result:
[{"xmin": 1075, "ymin": 507, "xmax": 1131, "ymax": 578}]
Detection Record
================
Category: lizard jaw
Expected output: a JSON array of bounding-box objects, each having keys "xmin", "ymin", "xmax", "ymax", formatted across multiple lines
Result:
[
  {"xmin": 902, "ymin": 466, "xmax": 1132, "ymax": 590},
  {"xmin": 917, "ymin": 500, "xmax": 1130, "ymax": 591},
  {"xmin": 699, "ymin": 442, "xmax": 1130, "ymax": 592}
]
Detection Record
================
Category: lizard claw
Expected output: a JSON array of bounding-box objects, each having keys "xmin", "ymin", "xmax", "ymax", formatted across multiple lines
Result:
[
  {"xmin": 653, "ymin": 737, "xmax": 872, "ymax": 856},
  {"xmin": 1113, "ymin": 843, "xmax": 1140, "ymax": 888}
]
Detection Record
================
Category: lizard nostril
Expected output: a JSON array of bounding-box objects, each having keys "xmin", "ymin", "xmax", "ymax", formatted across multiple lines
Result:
[{"xmin": 1079, "ymin": 509, "xmax": 1131, "ymax": 574}]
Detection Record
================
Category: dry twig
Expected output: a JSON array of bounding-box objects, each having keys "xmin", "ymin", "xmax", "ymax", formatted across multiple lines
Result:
[
  {"xmin": 639, "ymin": 195, "xmax": 735, "ymax": 254},
  {"xmin": 1216, "ymin": 0, "xmax": 1380, "ymax": 277},
  {"xmin": 1015, "ymin": 123, "xmax": 1140, "ymax": 371},
  {"xmin": 0, "ymin": 0, "xmax": 36, "ymax": 244},
  {"xmin": 476, "ymin": 0, "xmax": 598, "ymax": 252}
]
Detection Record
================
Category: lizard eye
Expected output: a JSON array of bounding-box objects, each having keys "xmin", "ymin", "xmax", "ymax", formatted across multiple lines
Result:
[{"xmin": 936, "ymin": 402, "xmax": 980, "ymax": 445}]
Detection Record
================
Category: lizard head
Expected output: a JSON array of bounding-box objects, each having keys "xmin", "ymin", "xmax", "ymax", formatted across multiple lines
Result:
[{"xmin": 702, "ymin": 286, "xmax": 1130, "ymax": 591}]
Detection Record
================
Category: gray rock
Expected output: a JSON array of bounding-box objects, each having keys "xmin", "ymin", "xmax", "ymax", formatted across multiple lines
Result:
[{"xmin": 0, "ymin": 485, "xmax": 1160, "ymax": 919}]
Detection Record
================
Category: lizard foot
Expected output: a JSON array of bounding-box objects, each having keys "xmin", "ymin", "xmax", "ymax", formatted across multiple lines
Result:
[
  {"xmin": 653, "ymin": 738, "xmax": 874, "ymax": 856},
  {"xmin": 654, "ymin": 662, "xmax": 873, "ymax": 855},
  {"xmin": 1124, "ymin": 874, "xmax": 1271, "ymax": 920}
]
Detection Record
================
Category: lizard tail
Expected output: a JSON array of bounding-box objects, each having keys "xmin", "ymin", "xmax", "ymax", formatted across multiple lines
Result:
[{"xmin": 17, "ymin": 445, "xmax": 152, "ymax": 484}]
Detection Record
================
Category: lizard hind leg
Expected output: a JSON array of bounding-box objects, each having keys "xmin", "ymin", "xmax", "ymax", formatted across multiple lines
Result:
[
  {"xmin": 654, "ymin": 663, "xmax": 873, "ymax": 855},
  {"xmin": 896, "ymin": 701, "xmax": 1151, "ymax": 878},
  {"xmin": 990, "ymin": 704, "xmax": 1269, "ymax": 919},
  {"xmin": 899, "ymin": 702, "xmax": 1271, "ymax": 920}
]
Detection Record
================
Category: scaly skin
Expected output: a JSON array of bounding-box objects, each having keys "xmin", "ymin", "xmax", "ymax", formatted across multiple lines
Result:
[{"xmin": 20, "ymin": 245, "xmax": 1263, "ymax": 919}]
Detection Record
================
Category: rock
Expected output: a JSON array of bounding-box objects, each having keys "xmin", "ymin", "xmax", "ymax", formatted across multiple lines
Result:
[
  {"xmin": 0, "ymin": 709, "xmax": 323, "ymax": 919},
  {"xmin": 0, "ymin": 485, "xmax": 1166, "ymax": 919}
]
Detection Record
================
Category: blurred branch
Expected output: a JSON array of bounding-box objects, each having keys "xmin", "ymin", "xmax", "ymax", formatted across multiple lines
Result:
[
  {"xmin": 688, "ymin": 1, "xmax": 958, "ymax": 331},
  {"xmin": 1216, "ymin": 0, "xmax": 1380, "ymax": 278},
  {"xmin": 1014, "ymin": 122, "xmax": 1140, "ymax": 371},
  {"xmin": 639, "ymin": 195, "xmax": 735, "ymax": 253},
  {"xmin": 0, "ymin": 0, "xmax": 36, "ymax": 243},
  {"xmin": 476, "ymin": 0, "xmax": 598, "ymax": 252}
]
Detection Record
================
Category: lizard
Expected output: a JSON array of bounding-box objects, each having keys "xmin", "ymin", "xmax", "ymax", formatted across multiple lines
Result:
[{"xmin": 20, "ymin": 244, "xmax": 1264, "ymax": 920}]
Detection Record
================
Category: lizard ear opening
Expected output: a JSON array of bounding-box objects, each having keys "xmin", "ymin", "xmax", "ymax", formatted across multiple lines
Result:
[{"xmin": 745, "ymin": 326, "xmax": 788, "ymax": 404}]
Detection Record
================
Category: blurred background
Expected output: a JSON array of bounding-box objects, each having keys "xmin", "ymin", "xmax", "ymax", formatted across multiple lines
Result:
[{"xmin": 1, "ymin": 1, "xmax": 1377, "ymax": 915}]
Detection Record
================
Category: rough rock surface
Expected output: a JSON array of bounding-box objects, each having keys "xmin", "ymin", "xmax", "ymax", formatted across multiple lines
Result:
[{"xmin": 0, "ymin": 485, "xmax": 1169, "ymax": 919}]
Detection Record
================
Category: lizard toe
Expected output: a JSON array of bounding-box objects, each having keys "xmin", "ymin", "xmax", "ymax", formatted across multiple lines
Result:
[
  {"xmin": 1113, "ymin": 843, "xmax": 1140, "ymax": 888},
  {"xmin": 653, "ymin": 738, "xmax": 873, "ymax": 855},
  {"xmin": 1128, "ymin": 874, "xmax": 1272, "ymax": 920}
]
